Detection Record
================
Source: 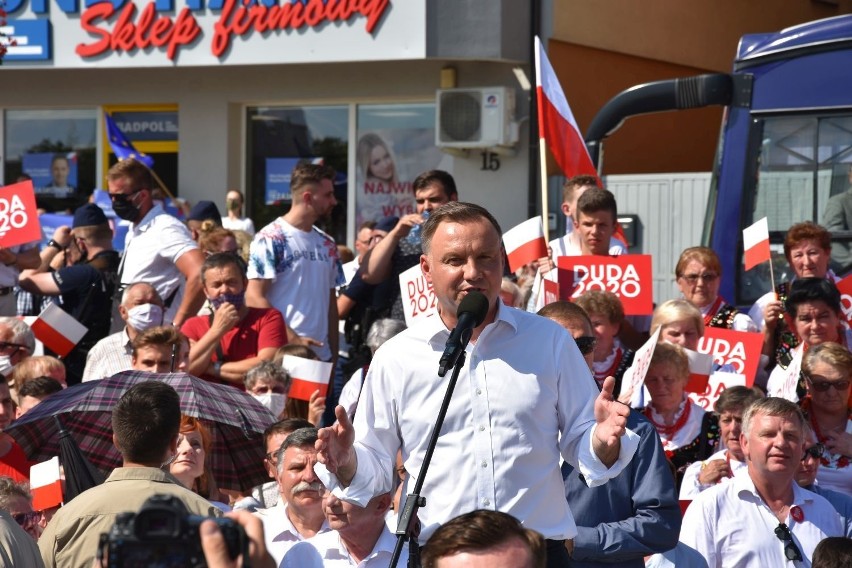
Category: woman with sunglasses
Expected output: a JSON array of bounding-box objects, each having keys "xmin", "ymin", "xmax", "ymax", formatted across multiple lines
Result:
[
  {"xmin": 675, "ymin": 246, "xmax": 757, "ymax": 332},
  {"xmin": 0, "ymin": 476, "xmax": 41, "ymax": 540},
  {"xmin": 766, "ymin": 278, "xmax": 852, "ymax": 403},
  {"xmin": 800, "ymin": 342, "xmax": 852, "ymax": 494}
]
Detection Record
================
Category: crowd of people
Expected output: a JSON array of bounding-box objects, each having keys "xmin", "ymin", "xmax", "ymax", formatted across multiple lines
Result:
[{"xmin": 0, "ymin": 160, "xmax": 849, "ymax": 566}]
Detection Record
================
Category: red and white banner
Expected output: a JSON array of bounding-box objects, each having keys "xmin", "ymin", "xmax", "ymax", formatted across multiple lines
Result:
[
  {"xmin": 0, "ymin": 180, "xmax": 42, "ymax": 249},
  {"xmin": 684, "ymin": 347, "xmax": 713, "ymax": 394},
  {"xmin": 503, "ymin": 217, "xmax": 548, "ymax": 273},
  {"xmin": 743, "ymin": 217, "xmax": 770, "ymax": 270},
  {"xmin": 534, "ymin": 36, "xmax": 599, "ymax": 181},
  {"xmin": 30, "ymin": 457, "xmax": 63, "ymax": 510},
  {"xmin": 688, "ymin": 371, "xmax": 747, "ymax": 411},
  {"xmin": 399, "ymin": 264, "xmax": 437, "ymax": 327},
  {"xmin": 624, "ymin": 327, "xmax": 662, "ymax": 408},
  {"xmin": 30, "ymin": 304, "xmax": 88, "ymax": 358},
  {"xmin": 698, "ymin": 327, "xmax": 764, "ymax": 387},
  {"xmin": 543, "ymin": 279, "xmax": 559, "ymax": 307},
  {"xmin": 557, "ymin": 254, "xmax": 654, "ymax": 315},
  {"xmin": 281, "ymin": 355, "xmax": 333, "ymax": 401}
]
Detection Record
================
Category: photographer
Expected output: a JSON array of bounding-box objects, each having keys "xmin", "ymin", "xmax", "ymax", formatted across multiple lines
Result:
[{"xmin": 200, "ymin": 510, "xmax": 275, "ymax": 568}]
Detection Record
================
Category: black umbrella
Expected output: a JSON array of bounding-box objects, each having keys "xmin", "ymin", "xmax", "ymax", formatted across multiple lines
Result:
[{"xmin": 54, "ymin": 415, "xmax": 104, "ymax": 502}]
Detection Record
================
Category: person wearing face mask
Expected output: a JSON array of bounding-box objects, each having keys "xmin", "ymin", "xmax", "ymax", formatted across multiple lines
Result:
[
  {"xmin": 244, "ymin": 361, "xmax": 290, "ymax": 419},
  {"xmin": 18, "ymin": 204, "xmax": 119, "ymax": 385},
  {"xmin": 182, "ymin": 253, "xmax": 286, "ymax": 388},
  {"xmin": 0, "ymin": 319, "xmax": 35, "ymax": 379},
  {"xmin": 81, "ymin": 282, "xmax": 164, "ymax": 382},
  {"xmin": 222, "ymin": 190, "xmax": 255, "ymax": 237}
]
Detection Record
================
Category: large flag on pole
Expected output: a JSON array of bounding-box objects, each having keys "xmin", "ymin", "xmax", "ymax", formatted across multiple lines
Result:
[
  {"xmin": 104, "ymin": 113, "xmax": 154, "ymax": 168},
  {"xmin": 534, "ymin": 36, "xmax": 599, "ymax": 181}
]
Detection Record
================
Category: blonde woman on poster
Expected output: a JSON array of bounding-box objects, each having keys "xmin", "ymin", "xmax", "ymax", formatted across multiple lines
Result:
[{"xmin": 356, "ymin": 133, "xmax": 414, "ymax": 226}]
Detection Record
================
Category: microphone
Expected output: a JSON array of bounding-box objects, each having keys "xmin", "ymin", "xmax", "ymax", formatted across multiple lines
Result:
[{"xmin": 438, "ymin": 291, "xmax": 490, "ymax": 377}]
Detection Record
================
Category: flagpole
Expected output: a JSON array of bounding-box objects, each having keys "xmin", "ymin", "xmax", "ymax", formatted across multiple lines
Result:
[
  {"xmin": 539, "ymin": 144, "xmax": 550, "ymax": 244},
  {"xmin": 145, "ymin": 165, "xmax": 177, "ymax": 203}
]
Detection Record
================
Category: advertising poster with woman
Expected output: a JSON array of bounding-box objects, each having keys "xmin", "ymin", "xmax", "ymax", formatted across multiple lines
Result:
[{"xmin": 355, "ymin": 104, "xmax": 449, "ymax": 228}]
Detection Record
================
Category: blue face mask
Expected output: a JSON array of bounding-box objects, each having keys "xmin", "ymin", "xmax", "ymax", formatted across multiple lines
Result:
[{"xmin": 209, "ymin": 292, "xmax": 245, "ymax": 310}]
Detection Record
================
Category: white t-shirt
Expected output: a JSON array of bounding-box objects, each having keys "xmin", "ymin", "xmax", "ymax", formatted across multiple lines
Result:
[
  {"xmin": 222, "ymin": 215, "xmax": 256, "ymax": 236},
  {"xmin": 248, "ymin": 218, "xmax": 343, "ymax": 361}
]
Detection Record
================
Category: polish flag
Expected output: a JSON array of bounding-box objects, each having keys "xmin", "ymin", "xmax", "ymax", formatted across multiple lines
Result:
[
  {"xmin": 535, "ymin": 36, "xmax": 599, "ymax": 181},
  {"xmin": 30, "ymin": 457, "xmax": 63, "ymax": 510},
  {"xmin": 30, "ymin": 304, "xmax": 88, "ymax": 358},
  {"xmin": 743, "ymin": 217, "xmax": 771, "ymax": 270},
  {"xmin": 503, "ymin": 217, "xmax": 548, "ymax": 273},
  {"xmin": 684, "ymin": 347, "xmax": 713, "ymax": 393},
  {"xmin": 282, "ymin": 355, "xmax": 333, "ymax": 401}
]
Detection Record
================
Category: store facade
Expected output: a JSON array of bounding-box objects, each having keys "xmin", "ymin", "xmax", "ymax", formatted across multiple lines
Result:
[{"xmin": 0, "ymin": 0, "xmax": 533, "ymax": 245}]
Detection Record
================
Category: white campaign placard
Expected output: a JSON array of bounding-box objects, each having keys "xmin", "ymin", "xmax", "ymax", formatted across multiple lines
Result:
[
  {"xmin": 399, "ymin": 264, "xmax": 437, "ymax": 327},
  {"xmin": 623, "ymin": 327, "xmax": 661, "ymax": 407}
]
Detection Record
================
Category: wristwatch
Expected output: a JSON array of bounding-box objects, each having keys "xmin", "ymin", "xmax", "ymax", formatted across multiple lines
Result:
[
  {"xmin": 46, "ymin": 239, "xmax": 62, "ymax": 250},
  {"xmin": 212, "ymin": 361, "xmax": 222, "ymax": 376}
]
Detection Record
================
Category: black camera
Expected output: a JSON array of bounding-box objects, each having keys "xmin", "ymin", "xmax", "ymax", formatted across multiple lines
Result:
[{"xmin": 99, "ymin": 494, "xmax": 246, "ymax": 568}]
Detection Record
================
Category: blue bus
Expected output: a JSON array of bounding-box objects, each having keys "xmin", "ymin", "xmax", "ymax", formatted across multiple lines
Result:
[{"xmin": 585, "ymin": 14, "xmax": 852, "ymax": 307}]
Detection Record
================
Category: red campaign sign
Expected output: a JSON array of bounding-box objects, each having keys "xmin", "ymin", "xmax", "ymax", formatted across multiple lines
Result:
[
  {"xmin": 556, "ymin": 254, "xmax": 653, "ymax": 315},
  {"xmin": 697, "ymin": 327, "xmax": 764, "ymax": 387},
  {"xmin": 543, "ymin": 279, "xmax": 559, "ymax": 306},
  {"xmin": 836, "ymin": 274, "xmax": 852, "ymax": 328},
  {"xmin": 0, "ymin": 181, "xmax": 42, "ymax": 249}
]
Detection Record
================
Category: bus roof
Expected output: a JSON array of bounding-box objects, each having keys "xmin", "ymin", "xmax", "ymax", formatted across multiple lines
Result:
[{"xmin": 735, "ymin": 14, "xmax": 852, "ymax": 69}]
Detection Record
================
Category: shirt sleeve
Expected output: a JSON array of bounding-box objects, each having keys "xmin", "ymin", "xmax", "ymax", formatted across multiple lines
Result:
[
  {"xmin": 180, "ymin": 316, "xmax": 208, "ymax": 342},
  {"xmin": 52, "ymin": 265, "xmax": 98, "ymax": 294},
  {"xmin": 257, "ymin": 309, "xmax": 287, "ymax": 350},
  {"xmin": 678, "ymin": 492, "xmax": 716, "ymax": 568},
  {"xmin": 247, "ymin": 234, "xmax": 278, "ymax": 280},
  {"xmin": 155, "ymin": 217, "xmax": 198, "ymax": 264}
]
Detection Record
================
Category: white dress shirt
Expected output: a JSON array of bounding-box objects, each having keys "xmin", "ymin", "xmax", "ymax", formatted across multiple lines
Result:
[
  {"xmin": 679, "ymin": 449, "xmax": 748, "ymax": 500},
  {"xmin": 679, "ymin": 472, "xmax": 843, "ymax": 567},
  {"xmin": 120, "ymin": 204, "xmax": 198, "ymax": 323},
  {"xmin": 254, "ymin": 501, "xmax": 330, "ymax": 566},
  {"xmin": 316, "ymin": 301, "xmax": 639, "ymax": 543},
  {"xmin": 282, "ymin": 524, "xmax": 404, "ymax": 567}
]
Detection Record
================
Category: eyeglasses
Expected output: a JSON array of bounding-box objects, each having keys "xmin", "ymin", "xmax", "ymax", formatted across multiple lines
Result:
[
  {"xmin": 806, "ymin": 377, "xmax": 851, "ymax": 392},
  {"xmin": 574, "ymin": 336, "xmax": 597, "ymax": 355},
  {"xmin": 252, "ymin": 385, "xmax": 287, "ymax": 395},
  {"xmin": 802, "ymin": 443, "xmax": 825, "ymax": 461},
  {"xmin": 679, "ymin": 272, "xmax": 719, "ymax": 284},
  {"xmin": 12, "ymin": 511, "xmax": 41, "ymax": 528},
  {"xmin": 108, "ymin": 188, "xmax": 144, "ymax": 203},
  {"xmin": 0, "ymin": 341, "xmax": 29, "ymax": 355},
  {"xmin": 774, "ymin": 522, "xmax": 803, "ymax": 561}
]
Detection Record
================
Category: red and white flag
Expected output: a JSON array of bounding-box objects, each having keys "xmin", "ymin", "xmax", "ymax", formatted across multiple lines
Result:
[
  {"xmin": 503, "ymin": 217, "xmax": 548, "ymax": 273},
  {"xmin": 684, "ymin": 347, "xmax": 713, "ymax": 394},
  {"xmin": 535, "ymin": 36, "xmax": 599, "ymax": 181},
  {"xmin": 743, "ymin": 217, "xmax": 771, "ymax": 270},
  {"xmin": 282, "ymin": 355, "xmax": 333, "ymax": 401},
  {"xmin": 30, "ymin": 457, "xmax": 63, "ymax": 510},
  {"xmin": 30, "ymin": 303, "xmax": 87, "ymax": 358}
]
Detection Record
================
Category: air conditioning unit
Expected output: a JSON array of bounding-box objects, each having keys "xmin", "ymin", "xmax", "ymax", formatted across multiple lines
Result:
[{"xmin": 436, "ymin": 87, "xmax": 518, "ymax": 149}]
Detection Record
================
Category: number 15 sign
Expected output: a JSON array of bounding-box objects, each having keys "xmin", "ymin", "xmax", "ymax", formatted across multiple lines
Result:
[
  {"xmin": 0, "ymin": 181, "xmax": 42, "ymax": 249},
  {"xmin": 557, "ymin": 255, "xmax": 654, "ymax": 315}
]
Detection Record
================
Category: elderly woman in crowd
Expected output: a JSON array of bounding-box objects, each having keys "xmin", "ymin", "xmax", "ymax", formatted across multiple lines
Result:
[
  {"xmin": 0, "ymin": 476, "xmax": 41, "ymax": 540},
  {"xmin": 641, "ymin": 342, "xmax": 720, "ymax": 485},
  {"xmin": 799, "ymin": 342, "xmax": 852, "ymax": 494},
  {"xmin": 766, "ymin": 278, "xmax": 852, "ymax": 400},
  {"xmin": 748, "ymin": 222, "xmax": 837, "ymax": 368},
  {"xmin": 169, "ymin": 416, "xmax": 229, "ymax": 511},
  {"xmin": 244, "ymin": 360, "xmax": 289, "ymax": 421},
  {"xmin": 678, "ymin": 386, "xmax": 764, "ymax": 498},
  {"xmin": 675, "ymin": 246, "xmax": 757, "ymax": 332}
]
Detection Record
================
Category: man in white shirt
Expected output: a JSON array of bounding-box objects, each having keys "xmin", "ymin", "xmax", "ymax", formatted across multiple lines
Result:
[
  {"xmin": 246, "ymin": 162, "xmax": 343, "ymax": 363},
  {"xmin": 282, "ymin": 491, "xmax": 399, "ymax": 567},
  {"xmin": 255, "ymin": 427, "xmax": 329, "ymax": 565},
  {"xmin": 314, "ymin": 202, "xmax": 638, "ymax": 568},
  {"xmin": 679, "ymin": 397, "xmax": 842, "ymax": 567},
  {"xmin": 107, "ymin": 159, "xmax": 205, "ymax": 327}
]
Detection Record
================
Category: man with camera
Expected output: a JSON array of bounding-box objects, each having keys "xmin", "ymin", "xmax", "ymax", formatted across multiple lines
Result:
[{"xmin": 38, "ymin": 381, "xmax": 221, "ymax": 568}]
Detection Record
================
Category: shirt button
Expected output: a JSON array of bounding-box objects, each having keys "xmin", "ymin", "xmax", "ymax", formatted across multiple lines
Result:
[
  {"xmin": 483, "ymin": 499, "xmax": 490, "ymax": 506},
  {"xmin": 479, "ymin": 425, "xmax": 485, "ymax": 432},
  {"xmin": 481, "ymin": 460, "xmax": 487, "ymax": 468},
  {"xmin": 476, "ymin": 388, "xmax": 482, "ymax": 395}
]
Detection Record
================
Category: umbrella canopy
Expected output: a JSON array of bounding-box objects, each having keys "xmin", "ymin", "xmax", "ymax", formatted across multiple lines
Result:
[{"xmin": 6, "ymin": 371, "xmax": 276, "ymax": 492}]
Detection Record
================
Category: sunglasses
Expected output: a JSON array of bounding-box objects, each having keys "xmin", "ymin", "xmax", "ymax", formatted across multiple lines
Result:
[
  {"xmin": 573, "ymin": 336, "xmax": 597, "ymax": 355},
  {"xmin": 774, "ymin": 522, "xmax": 803, "ymax": 561},
  {"xmin": 679, "ymin": 272, "xmax": 718, "ymax": 284},
  {"xmin": 108, "ymin": 188, "xmax": 145, "ymax": 203},
  {"xmin": 0, "ymin": 341, "xmax": 29, "ymax": 355},
  {"xmin": 13, "ymin": 511, "xmax": 41, "ymax": 527},
  {"xmin": 806, "ymin": 378, "xmax": 851, "ymax": 392},
  {"xmin": 802, "ymin": 443, "xmax": 825, "ymax": 461}
]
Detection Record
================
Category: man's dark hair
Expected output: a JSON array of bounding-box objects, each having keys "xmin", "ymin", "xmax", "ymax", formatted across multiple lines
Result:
[
  {"xmin": 812, "ymin": 537, "xmax": 852, "ymax": 568},
  {"xmin": 562, "ymin": 174, "xmax": 599, "ymax": 203},
  {"xmin": 275, "ymin": 427, "xmax": 319, "ymax": 473},
  {"xmin": 421, "ymin": 510, "xmax": 545, "ymax": 568},
  {"xmin": 576, "ymin": 187, "xmax": 617, "ymax": 220},
  {"xmin": 412, "ymin": 170, "xmax": 458, "ymax": 201},
  {"xmin": 17, "ymin": 376, "xmax": 63, "ymax": 401},
  {"xmin": 714, "ymin": 385, "xmax": 763, "ymax": 415},
  {"xmin": 263, "ymin": 418, "xmax": 313, "ymax": 447},
  {"xmin": 112, "ymin": 381, "xmax": 181, "ymax": 464},
  {"xmin": 201, "ymin": 252, "xmax": 247, "ymax": 284},
  {"xmin": 131, "ymin": 326, "xmax": 186, "ymax": 357},
  {"xmin": 421, "ymin": 202, "xmax": 502, "ymax": 255},
  {"xmin": 537, "ymin": 301, "xmax": 592, "ymax": 332},
  {"xmin": 290, "ymin": 162, "xmax": 336, "ymax": 197},
  {"xmin": 785, "ymin": 277, "xmax": 842, "ymax": 316}
]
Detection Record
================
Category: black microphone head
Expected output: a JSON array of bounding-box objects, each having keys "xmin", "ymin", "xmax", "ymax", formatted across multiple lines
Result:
[{"xmin": 457, "ymin": 291, "xmax": 490, "ymax": 327}]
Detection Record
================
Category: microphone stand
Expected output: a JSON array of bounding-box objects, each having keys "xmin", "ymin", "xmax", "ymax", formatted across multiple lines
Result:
[{"xmin": 389, "ymin": 351, "xmax": 466, "ymax": 568}]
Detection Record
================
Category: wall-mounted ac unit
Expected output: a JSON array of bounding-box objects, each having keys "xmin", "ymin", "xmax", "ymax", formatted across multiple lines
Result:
[{"xmin": 436, "ymin": 87, "xmax": 517, "ymax": 149}]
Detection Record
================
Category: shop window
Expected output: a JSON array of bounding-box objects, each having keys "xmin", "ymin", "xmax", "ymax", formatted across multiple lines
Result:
[
  {"xmin": 246, "ymin": 106, "xmax": 348, "ymax": 243},
  {"xmin": 355, "ymin": 104, "xmax": 443, "ymax": 229},
  {"xmin": 3, "ymin": 109, "xmax": 98, "ymax": 213}
]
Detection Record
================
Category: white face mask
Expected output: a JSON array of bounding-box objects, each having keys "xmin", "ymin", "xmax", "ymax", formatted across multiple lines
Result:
[
  {"xmin": 252, "ymin": 392, "xmax": 287, "ymax": 418},
  {"xmin": 0, "ymin": 355, "xmax": 14, "ymax": 376},
  {"xmin": 126, "ymin": 303, "xmax": 164, "ymax": 332}
]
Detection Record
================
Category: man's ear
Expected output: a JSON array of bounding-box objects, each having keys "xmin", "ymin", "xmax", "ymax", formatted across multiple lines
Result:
[
  {"xmin": 420, "ymin": 254, "xmax": 432, "ymax": 284},
  {"xmin": 112, "ymin": 433, "xmax": 122, "ymax": 453},
  {"xmin": 561, "ymin": 202, "xmax": 571, "ymax": 217},
  {"xmin": 374, "ymin": 493, "xmax": 392, "ymax": 516}
]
